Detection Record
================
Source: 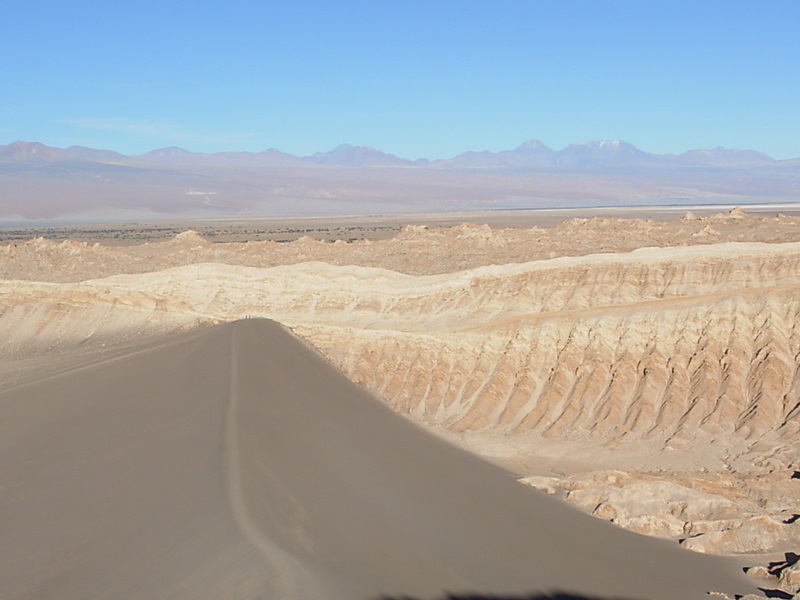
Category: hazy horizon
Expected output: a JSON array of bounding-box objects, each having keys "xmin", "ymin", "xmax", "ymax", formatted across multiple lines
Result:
[
  {"xmin": 2, "ymin": 1, "xmax": 799, "ymax": 160},
  {"xmin": 2, "ymin": 137, "xmax": 796, "ymax": 162}
]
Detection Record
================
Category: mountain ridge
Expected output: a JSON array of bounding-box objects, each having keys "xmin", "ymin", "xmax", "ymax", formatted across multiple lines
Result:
[
  {"xmin": 0, "ymin": 138, "xmax": 785, "ymax": 168},
  {"xmin": 1, "ymin": 139, "xmax": 796, "ymax": 221}
]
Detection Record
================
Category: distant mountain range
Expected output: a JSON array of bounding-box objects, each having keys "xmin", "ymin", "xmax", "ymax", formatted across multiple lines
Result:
[
  {"xmin": 1, "ymin": 139, "xmax": 798, "ymax": 221},
  {"xmin": 0, "ymin": 139, "xmax": 791, "ymax": 169},
  {"xmin": 433, "ymin": 139, "xmax": 783, "ymax": 169}
]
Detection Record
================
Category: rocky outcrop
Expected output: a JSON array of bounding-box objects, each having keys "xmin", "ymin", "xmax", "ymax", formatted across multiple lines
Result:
[
  {"xmin": 6, "ymin": 208, "xmax": 800, "ymax": 283},
  {"xmin": 3, "ymin": 212, "xmax": 800, "ymax": 557},
  {"xmin": 519, "ymin": 469, "xmax": 800, "ymax": 555},
  {"xmin": 3, "ymin": 243, "xmax": 800, "ymax": 461}
]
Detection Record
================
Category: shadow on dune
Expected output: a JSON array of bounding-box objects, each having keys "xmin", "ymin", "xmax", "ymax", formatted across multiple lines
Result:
[
  {"xmin": 0, "ymin": 319, "xmax": 756, "ymax": 600},
  {"xmin": 374, "ymin": 592, "xmax": 641, "ymax": 600}
]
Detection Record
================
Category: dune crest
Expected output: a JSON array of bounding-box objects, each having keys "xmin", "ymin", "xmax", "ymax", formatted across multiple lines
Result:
[
  {"xmin": 2, "ymin": 209, "xmax": 799, "ymax": 571},
  {"xmin": 0, "ymin": 319, "xmax": 756, "ymax": 599}
]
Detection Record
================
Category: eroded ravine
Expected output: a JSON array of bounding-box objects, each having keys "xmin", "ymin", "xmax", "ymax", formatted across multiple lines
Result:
[{"xmin": 2, "ymin": 214, "xmax": 799, "ymax": 560}]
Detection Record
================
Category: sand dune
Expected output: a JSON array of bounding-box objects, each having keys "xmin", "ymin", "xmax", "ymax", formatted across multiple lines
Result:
[
  {"xmin": 2, "ymin": 233, "xmax": 800, "ymax": 556},
  {"xmin": 0, "ymin": 319, "xmax": 754, "ymax": 599},
  {"xmin": 2, "ymin": 210, "xmax": 799, "ymax": 590},
  {"xmin": 4, "ymin": 243, "xmax": 800, "ymax": 456}
]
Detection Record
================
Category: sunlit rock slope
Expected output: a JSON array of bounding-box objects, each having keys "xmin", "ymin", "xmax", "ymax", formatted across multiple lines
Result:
[{"xmin": 2, "ymin": 208, "xmax": 799, "ymax": 556}]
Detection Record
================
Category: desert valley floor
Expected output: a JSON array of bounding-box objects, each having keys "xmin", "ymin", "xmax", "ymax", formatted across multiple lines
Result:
[{"xmin": 2, "ymin": 206, "xmax": 799, "ymax": 599}]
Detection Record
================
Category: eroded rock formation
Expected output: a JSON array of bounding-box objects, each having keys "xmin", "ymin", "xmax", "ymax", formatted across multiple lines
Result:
[{"xmin": 2, "ymin": 208, "xmax": 799, "ymax": 557}]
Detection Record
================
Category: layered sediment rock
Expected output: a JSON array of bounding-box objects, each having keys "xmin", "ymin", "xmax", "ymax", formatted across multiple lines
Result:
[{"xmin": 2, "ymin": 210, "xmax": 799, "ymax": 557}]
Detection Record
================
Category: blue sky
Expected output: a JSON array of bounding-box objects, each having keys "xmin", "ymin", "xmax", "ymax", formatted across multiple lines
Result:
[{"xmin": 2, "ymin": 1, "xmax": 798, "ymax": 159}]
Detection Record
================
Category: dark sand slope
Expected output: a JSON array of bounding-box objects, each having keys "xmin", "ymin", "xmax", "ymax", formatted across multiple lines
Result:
[{"xmin": 1, "ymin": 320, "xmax": 755, "ymax": 600}]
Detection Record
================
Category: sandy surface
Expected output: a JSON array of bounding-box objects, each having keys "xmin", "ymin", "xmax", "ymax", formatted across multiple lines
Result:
[
  {"xmin": 7, "ymin": 205, "xmax": 800, "ymax": 285},
  {"xmin": 0, "ymin": 319, "xmax": 756, "ymax": 600},
  {"xmin": 3, "ymin": 207, "xmax": 800, "ymax": 598},
  {"xmin": 3, "ymin": 203, "xmax": 800, "ymax": 245}
]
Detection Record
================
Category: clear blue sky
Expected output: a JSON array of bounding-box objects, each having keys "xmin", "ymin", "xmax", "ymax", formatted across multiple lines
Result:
[{"xmin": 2, "ymin": 0, "xmax": 798, "ymax": 160}]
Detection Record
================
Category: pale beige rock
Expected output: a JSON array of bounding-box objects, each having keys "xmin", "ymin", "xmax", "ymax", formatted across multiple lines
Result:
[
  {"xmin": 611, "ymin": 514, "xmax": 687, "ymax": 538},
  {"xmin": 517, "ymin": 475, "xmax": 561, "ymax": 495},
  {"xmin": 6, "ymin": 206, "xmax": 800, "ymax": 283},
  {"xmin": 681, "ymin": 516, "xmax": 800, "ymax": 554},
  {"xmin": 781, "ymin": 563, "xmax": 800, "ymax": 589},
  {"xmin": 571, "ymin": 480, "xmax": 739, "ymax": 520},
  {"xmin": 743, "ymin": 565, "xmax": 773, "ymax": 579},
  {"xmin": 740, "ymin": 554, "xmax": 800, "ymax": 597},
  {"xmin": 3, "ymin": 207, "xmax": 800, "ymax": 559}
]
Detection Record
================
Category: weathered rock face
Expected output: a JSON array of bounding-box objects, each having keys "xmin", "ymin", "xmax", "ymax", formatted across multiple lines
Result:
[
  {"xmin": 2, "ymin": 209, "xmax": 800, "ymax": 557},
  {"xmin": 738, "ymin": 553, "xmax": 800, "ymax": 599},
  {"xmin": 682, "ymin": 516, "xmax": 800, "ymax": 554},
  {"xmin": 5, "ymin": 243, "xmax": 800, "ymax": 456},
  {"xmin": 5, "ymin": 207, "xmax": 800, "ymax": 283},
  {"xmin": 520, "ymin": 469, "xmax": 800, "ymax": 555}
]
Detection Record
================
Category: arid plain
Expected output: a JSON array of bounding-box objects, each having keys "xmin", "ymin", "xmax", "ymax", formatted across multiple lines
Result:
[{"xmin": 2, "ymin": 206, "xmax": 799, "ymax": 599}]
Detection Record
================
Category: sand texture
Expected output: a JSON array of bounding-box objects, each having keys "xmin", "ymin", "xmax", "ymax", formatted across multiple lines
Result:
[
  {"xmin": 2, "ymin": 208, "xmax": 800, "ymax": 597},
  {"xmin": 4, "ymin": 205, "xmax": 800, "ymax": 284},
  {"xmin": 0, "ymin": 319, "xmax": 755, "ymax": 600}
]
